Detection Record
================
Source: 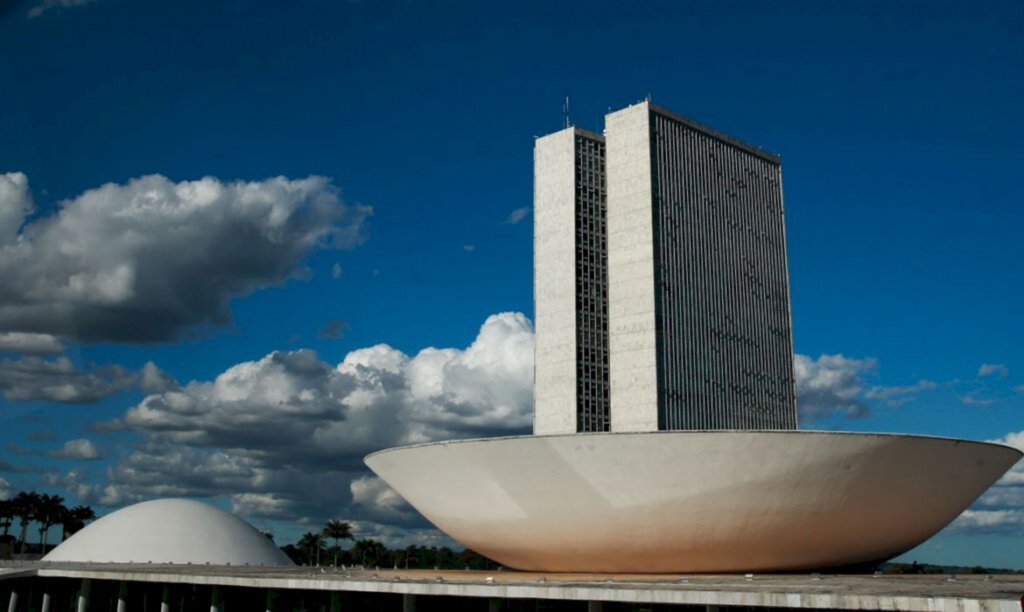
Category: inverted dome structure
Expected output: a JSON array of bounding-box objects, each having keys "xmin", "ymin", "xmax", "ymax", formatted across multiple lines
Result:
[
  {"xmin": 366, "ymin": 431, "xmax": 1021, "ymax": 573},
  {"xmin": 43, "ymin": 498, "xmax": 293, "ymax": 566}
]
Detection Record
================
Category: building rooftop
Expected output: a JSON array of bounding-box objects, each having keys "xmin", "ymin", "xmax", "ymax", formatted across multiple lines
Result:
[{"xmin": 4, "ymin": 563, "xmax": 1022, "ymax": 611}]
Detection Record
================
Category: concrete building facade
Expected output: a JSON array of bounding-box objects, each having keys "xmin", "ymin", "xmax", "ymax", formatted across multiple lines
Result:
[
  {"xmin": 533, "ymin": 127, "xmax": 610, "ymax": 434},
  {"xmin": 606, "ymin": 101, "xmax": 798, "ymax": 431},
  {"xmin": 535, "ymin": 100, "xmax": 798, "ymax": 434}
]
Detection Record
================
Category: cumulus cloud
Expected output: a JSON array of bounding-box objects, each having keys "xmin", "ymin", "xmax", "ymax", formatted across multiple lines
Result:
[
  {"xmin": 0, "ymin": 333, "xmax": 64, "ymax": 355},
  {"xmin": 0, "ymin": 477, "xmax": 10, "ymax": 500},
  {"xmin": 978, "ymin": 363, "xmax": 1009, "ymax": 378},
  {"xmin": 82, "ymin": 313, "xmax": 533, "ymax": 528},
  {"xmin": 0, "ymin": 173, "xmax": 369, "ymax": 343},
  {"xmin": 48, "ymin": 438, "xmax": 102, "ymax": 460},
  {"xmin": 331, "ymin": 263, "xmax": 343, "ymax": 279},
  {"xmin": 0, "ymin": 355, "xmax": 175, "ymax": 403},
  {"xmin": 504, "ymin": 207, "xmax": 530, "ymax": 224},
  {"xmin": 0, "ymin": 356, "xmax": 134, "ymax": 403},
  {"xmin": 793, "ymin": 354, "xmax": 876, "ymax": 420},
  {"xmin": 350, "ymin": 475, "xmax": 418, "ymax": 525}
]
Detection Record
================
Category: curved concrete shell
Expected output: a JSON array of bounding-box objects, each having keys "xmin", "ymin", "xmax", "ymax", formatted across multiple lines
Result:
[
  {"xmin": 43, "ymin": 498, "xmax": 293, "ymax": 566},
  {"xmin": 366, "ymin": 431, "xmax": 1021, "ymax": 573}
]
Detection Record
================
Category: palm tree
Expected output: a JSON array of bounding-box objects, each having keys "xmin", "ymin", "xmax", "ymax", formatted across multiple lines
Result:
[
  {"xmin": 297, "ymin": 531, "xmax": 326, "ymax": 566},
  {"xmin": 33, "ymin": 494, "xmax": 66, "ymax": 553},
  {"xmin": 11, "ymin": 491, "xmax": 41, "ymax": 553},
  {"xmin": 0, "ymin": 500, "xmax": 14, "ymax": 536},
  {"xmin": 321, "ymin": 519, "xmax": 353, "ymax": 566},
  {"xmin": 403, "ymin": 544, "xmax": 421, "ymax": 569},
  {"xmin": 60, "ymin": 506, "xmax": 96, "ymax": 540},
  {"xmin": 351, "ymin": 538, "xmax": 388, "ymax": 568}
]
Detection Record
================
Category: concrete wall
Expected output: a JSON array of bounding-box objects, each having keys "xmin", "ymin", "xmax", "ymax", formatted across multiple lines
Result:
[
  {"xmin": 533, "ymin": 128, "xmax": 579, "ymax": 435},
  {"xmin": 605, "ymin": 103, "xmax": 660, "ymax": 432}
]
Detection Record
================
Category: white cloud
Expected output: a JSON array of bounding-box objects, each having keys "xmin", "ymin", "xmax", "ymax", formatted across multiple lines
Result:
[
  {"xmin": 0, "ymin": 477, "xmax": 10, "ymax": 501},
  {"xmin": 84, "ymin": 313, "xmax": 534, "ymax": 528},
  {"xmin": 0, "ymin": 355, "xmax": 175, "ymax": 404},
  {"xmin": 0, "ymin": 333, "xmax": 64, "ymax": 355},
  {"xmin": 332, "ymin": 263, "xmax": 343, "ymax": 279},
  {"xmin": 26, "ymin": 0, "xmax": 97, "ymax": 18},
  {"xmin": 865, "ymin": 380, "xmax": 937, "ymax": 407},
  {"xmin": 462, "ymin": 244, "xmax": 475, "ymax": 252},
  {"xmin": 0, "ymin": 356, "xmax": 133, "ymax": 403},
  {"xmin": 138, "ymin": 361, "xmax": 179, "ymax": 394},
  {"xmin": 49, "ymin": 438, "xmax": 102, "ymax": 460},
  {"xmin": 0, "ymin": 172, "xmax": 32, "ymax": 244},
  {"xmin": 960, "ymin": 393, "xmax": 995, "ymax": 407},
  {"xmin": 978, "ymin": 363, "xmax": 1009, "ymax": 378},
  {"xmin": 793, "ymin": 354, "xmax": 876, "ymax": 420},
  {"xmin": 504, "ymin": 207, "xmax": 530, "ymax": 225},
  {"xmin": 350, "ymin": 475, "xmax": 416, "ymax": 524},
  {"xmin": 950, "ymin": 509, "xmax": 1024, "ymax": 535},
  {"xmin": 0, "ymin": 174, "xmax": 369, "ymax": 343}
]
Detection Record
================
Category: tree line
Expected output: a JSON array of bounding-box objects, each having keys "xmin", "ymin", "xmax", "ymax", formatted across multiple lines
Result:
[
  {"xmin": 280, "ymin": 519, "xmax": 498, "ymax": 570},
  {"xmin": 1, "ymin": 492, "xmax": 497, "ymax": 569},
  {"xmin": 0, "ymin": 490, "xmax": 97, "ymax": 554}
]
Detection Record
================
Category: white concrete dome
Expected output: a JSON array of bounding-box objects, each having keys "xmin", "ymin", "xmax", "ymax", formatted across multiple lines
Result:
[{"xmin": 43, "ymin": 498, "xmax": 293, "ymax": 566}]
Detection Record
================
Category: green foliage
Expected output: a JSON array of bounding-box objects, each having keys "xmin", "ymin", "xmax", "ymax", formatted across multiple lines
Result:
[
  {"xmin": 2, "ymin": 489, "xmax": 96, "ymax": 554},
  {"xmin": 281, "ymin": 537, "xmax": 499, "ymax": 570}
]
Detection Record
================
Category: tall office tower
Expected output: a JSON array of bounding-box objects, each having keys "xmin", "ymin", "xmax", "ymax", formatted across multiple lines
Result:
[
  {"xmin": 605, "ymin": 101, "xmax": 797, "ymax": 432},
  {"xmin": 534, "ymin": 127, "xmax": 610, "ymax": 435}
]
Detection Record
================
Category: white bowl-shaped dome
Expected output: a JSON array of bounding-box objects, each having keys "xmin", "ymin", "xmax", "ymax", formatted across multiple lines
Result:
[
  {"xmin": 43, "ymin": 498, "xmax": 293, "ymax": 566},
  {"xmin": 366, "ymin": 431, "xmax": 1021, "ymax": 573}
]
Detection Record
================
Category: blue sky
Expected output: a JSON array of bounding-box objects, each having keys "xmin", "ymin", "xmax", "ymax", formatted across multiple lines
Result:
[{"xmin": 0, "ymin": 0, "xmax": 1021, "ymax": 568}]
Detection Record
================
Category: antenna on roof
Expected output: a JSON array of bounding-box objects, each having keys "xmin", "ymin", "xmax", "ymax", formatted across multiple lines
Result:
[{"xmin": 563, "ymin": 96, "xmax": 571, "ymax": 129}]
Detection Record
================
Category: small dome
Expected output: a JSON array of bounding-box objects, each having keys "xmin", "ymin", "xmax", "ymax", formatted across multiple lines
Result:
[{"xmin": 43, "ymin": 498, "xmax": 293, "ymax": 566}]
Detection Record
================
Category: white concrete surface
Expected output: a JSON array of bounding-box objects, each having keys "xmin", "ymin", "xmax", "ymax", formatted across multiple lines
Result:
[
  {"xmin": 605, "ymin": 102, "xmax": 660, "ymax": 432},
  {"xmin": 42, "ymin": 498, "xmax": 292, "ymax": 566},
  {"xmin": 533, "ymin": 127, "xmax": 584, "ymax": 435},
  {"xmin": 365, "ymin": 431, "xmax": 1021, "ymax": 573}
]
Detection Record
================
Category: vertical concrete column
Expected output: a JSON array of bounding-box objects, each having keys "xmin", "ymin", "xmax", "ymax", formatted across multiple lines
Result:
[
  {"xmin": 265, "ymin": 588, "xmax": 279, "ymax": 612},
  {"xmin": 6, "ymin": 590, "xmax": 17, "ymax": 612},
  {"xmin": 116, "ymin": 582, "xmax": 128, "ymax": 612},
  {"xmin": 160, "ymin": 585, "xmax": 171, "ymax": 612},
  {"xmin": 401, "ymin": 593, "xmax": 416, "ymax": 612},
  {"xmin": 209, "ymin": 586, "xmax": 222, "ymax": 612},
  {"xmin": 76, "ymin": 579, "xmax": 91, "ymax": 612},
  {"xmin": 41, "ymin": 592, "xmax": 52, "ymax": 612},
  {"xmin": 329, "ymin": 592, "xmax": 341, "ymax": 612}
]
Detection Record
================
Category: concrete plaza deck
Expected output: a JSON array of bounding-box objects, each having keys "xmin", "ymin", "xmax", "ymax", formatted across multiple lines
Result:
[{"xmin": 2, "ymin": 562, "xmax": 1023, "ymax": 611}]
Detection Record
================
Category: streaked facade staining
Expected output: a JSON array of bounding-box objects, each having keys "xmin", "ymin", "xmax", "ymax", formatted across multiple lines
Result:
[
  {"xmin": 533, "ymin": 127, "xmax": 609, "ymax": 434},
  {"xmin": 536, "ymin": 100, "xmax": 797, "ymax": 434}
]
